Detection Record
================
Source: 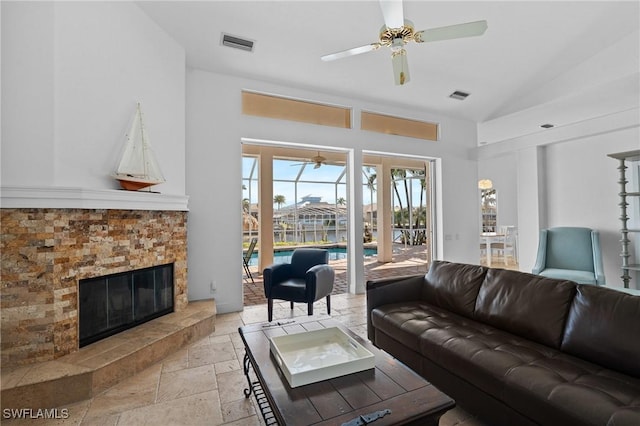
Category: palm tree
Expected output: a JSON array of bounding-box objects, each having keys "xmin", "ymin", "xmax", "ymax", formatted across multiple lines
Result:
[
  {"xmin": 335, "ymin": 197, "xmax": 346, "ymax": 241},
  {"xmin": 391, "ymin": 169, "xmax": 406, "ymax": 228},
  {"xmin": 364, "ymin": 167, "xmax": 430, "ymax": 244},
  {"xmin": 273, "ymin": 195, "xmax": 287, "ymax": 241},
  {"xmin": 273, "ymin": 194, "xmax": 286, "ymax": 210},
  {"xmin": 364, "ymin": 167, "xmax": 377, "ymax": 231},
  {"xmin": 411, "ymin": 168, "xmax": 427, "ymax": 245},
  {"xmin": 364, "ymin": 167, "xmax": 405, "ymax": 230},
  {"xmin": 364, "ymin": 167, "xmax": 377, "ymax": 194}
]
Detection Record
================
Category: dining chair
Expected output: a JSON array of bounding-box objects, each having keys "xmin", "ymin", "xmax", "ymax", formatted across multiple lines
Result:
[{"xmin": 492, "ymin": 226, "xmax": 518, "ymax": 264}]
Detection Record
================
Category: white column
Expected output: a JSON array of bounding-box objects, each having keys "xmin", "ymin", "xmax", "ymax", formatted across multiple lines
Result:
[
  {"xmin": 376, "ymin": 160, "xmax": 393, "ymax": 263},
  {"xmin": 258, "ymin": 148, "xmax": 274, "ymax": 271},
  {"xmin": 347, "ymin": 149, "xmax": 365, "ymax": 293},
  {"xmin": 517, "ymin": 146, "xmax": 547, "ymax": 272}
]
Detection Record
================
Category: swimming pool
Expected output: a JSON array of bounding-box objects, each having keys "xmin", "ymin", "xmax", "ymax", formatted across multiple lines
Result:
[{"xmin": 247, "ymin": 247, "xmax": 377, "ymax": 266}]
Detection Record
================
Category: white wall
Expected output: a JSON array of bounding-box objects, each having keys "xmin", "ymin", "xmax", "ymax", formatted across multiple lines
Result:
[
  {"xmin": 545, "ymin": 127, "xmax": 640, "ymax": 289},
  {"xmin": 478, "ymin": 113, "xmax": 640, "ymax": 289},
  {"xmin": 1, "ymin": 2, "xmax": 186, "ymax": 194},
  {"xmin": 1, "ymin": 2, "xmax": 56, "ymax": 185},
  {"xmin": 186, "ymin": 69, "xmax": 481, "ymax": 313}
]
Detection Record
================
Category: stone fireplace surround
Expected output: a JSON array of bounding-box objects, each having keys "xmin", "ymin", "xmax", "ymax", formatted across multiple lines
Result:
[{"xmin": 1, "ymin": 187, "xmax": 190, "ymax": 368}]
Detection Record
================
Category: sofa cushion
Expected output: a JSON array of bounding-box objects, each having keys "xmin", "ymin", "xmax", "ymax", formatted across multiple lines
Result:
[
  {"xmin": 502, "ymin": 351, "xmax": 640, "ymax": 426},
  {"xmin": 561, "ymin": 285, "xmax": 640, "ymax": 378},
  {"xmin": 405, "ymin": 302, "xmax": 640, "ymax": 426},
  {"xmin": 422, "ymin": 261, "xmax": 487, "ymax": 319},
  {"xmin": 416, "ymin": 306, "xmax": 562, "ymax": 399},
  {"xmin": 608, "ymin": 407, "xmax": 640, "ymax": 426},
  {"xmin": 474, "ymin": 269, "xmax": 575, "ymax": 348},
  {"xmin": 370, "ymin": 302, "xmax": 455, "ymax": 352}
]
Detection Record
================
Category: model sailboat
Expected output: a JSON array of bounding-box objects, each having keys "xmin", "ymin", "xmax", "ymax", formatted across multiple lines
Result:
[{"xmin": 113, "ymin": 103, "xmax": 165, "ymax": 191}]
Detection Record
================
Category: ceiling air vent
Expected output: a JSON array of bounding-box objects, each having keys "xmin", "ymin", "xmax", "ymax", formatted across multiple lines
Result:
[
  {"xmin": 449, "ymin": 90, "xmax": 470, "ymax": 100},
  {"xmin": 221, "ymin": 33, "xmax": 255, "ymax": 52}
]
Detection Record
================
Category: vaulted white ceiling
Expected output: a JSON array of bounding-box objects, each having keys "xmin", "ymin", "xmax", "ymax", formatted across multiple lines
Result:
[{"xmin": 136, "ymin": 1, "xmax": 639, "ymax": 144}]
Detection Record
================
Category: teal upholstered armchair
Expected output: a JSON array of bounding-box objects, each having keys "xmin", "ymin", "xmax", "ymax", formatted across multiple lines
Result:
[{"xmin": 532, "ymin": 227, "xmax": 605, "ymax": 285}]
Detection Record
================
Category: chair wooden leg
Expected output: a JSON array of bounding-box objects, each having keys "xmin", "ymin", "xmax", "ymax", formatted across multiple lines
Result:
[
  {"xmin": 268, "ymin": 298, "xmax": 273, "ymax": 322},
  {"xmin": 308, "ymin": 303, "xmax": 313, "ymax": 316},
  {"xmin": 326, "ymin": 295, "xmax": 331, "ymax": 315}
]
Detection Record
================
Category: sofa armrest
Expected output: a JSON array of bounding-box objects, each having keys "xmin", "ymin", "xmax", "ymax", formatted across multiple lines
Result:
[
  {"xmin": 366, "ymin": 274, "xmax": 424, "ymax": 342},
  {"xmin": 262, "ymin": 263, "xmax": 294, "ymax": 297},
  {"xmin": 306, "ymin": 264, "xmax": 335, "ymax": 300}
]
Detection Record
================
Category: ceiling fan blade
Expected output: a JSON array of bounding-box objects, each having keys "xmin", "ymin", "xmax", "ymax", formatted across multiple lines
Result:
[
  {"xmin": 321, "ymin": 43, "xmax": 380, "ymax": 61},
  {"xmin": 379, "ymin": 0, "xmax": 404, "ymax": 29},
  {"xmin": 415, "ymin": 20, "xmax": 488, "ymax": 43}
]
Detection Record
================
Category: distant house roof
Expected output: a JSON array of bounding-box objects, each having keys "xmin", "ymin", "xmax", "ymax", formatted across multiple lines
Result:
[{"xmin": 275, "ymin": 195, "xmax": 347, "ymax": 219}]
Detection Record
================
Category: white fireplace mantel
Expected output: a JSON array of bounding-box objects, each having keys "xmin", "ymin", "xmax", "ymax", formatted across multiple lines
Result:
[{"xmin": 0, "ymin": 186, "xmax": 189, "ymax": 211}]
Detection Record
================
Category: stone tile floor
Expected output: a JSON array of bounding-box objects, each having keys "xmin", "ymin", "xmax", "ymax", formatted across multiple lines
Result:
[{"xmin": 3, "ymin": 292, "xmax": 490, "ymax": 426}]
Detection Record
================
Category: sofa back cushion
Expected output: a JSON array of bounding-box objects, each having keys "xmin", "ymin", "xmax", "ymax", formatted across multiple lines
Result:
[
  {"xmin": 561, "ymin": 285, "xmax": 640, "ymax": 377},
  {"xmin": 422, "ymin": 261, "xmax": 487, "ymax": 319},
  {"xmin": 474, "ymin": 269, "xmax": 576, "ymax": 348}
]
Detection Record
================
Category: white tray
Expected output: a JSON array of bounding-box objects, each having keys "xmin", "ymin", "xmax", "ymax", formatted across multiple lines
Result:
[{"xmin": 269, "ymin": 327, "xmax": 375, "ymax": 388}]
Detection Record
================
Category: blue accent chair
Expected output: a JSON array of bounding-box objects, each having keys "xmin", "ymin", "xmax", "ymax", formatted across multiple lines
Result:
[
  {"xmin": 532, "ymin": 227, "xmax": 605, "ymax": 285},
  {"xmin": 263, "ymin": 248, "xmax": 335, "ymax": 322}
]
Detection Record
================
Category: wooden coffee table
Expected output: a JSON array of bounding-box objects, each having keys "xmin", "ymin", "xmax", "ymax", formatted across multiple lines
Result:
[{"xmin": 239, "ymin": 316, "xmax": 454, "ymax": 426}]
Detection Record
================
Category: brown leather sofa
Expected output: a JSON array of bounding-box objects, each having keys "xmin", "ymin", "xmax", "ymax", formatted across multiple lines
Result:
[{"xmin": 366, "ymin": 260, "xmax": 640, "ymax": 426}]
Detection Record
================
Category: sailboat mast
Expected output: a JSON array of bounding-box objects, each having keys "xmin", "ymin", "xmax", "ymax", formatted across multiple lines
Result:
[{"xmin": 137, "ymin": 103, "xmax": 149, "ymax": 178}]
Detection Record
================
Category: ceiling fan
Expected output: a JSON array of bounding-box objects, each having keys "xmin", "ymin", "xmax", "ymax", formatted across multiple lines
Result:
[
  {"xmin": 291, "ymin": 152, "xmax": 328, "ymax": 169},
  {"xmin": 321, "ymin": 0, "xmax": 488, "ymax": 85}
]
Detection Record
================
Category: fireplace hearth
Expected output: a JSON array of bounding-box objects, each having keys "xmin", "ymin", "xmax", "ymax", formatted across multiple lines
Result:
[{"xmin": 79, "ymin": 263, "xmax": 174, "ymax": 347}]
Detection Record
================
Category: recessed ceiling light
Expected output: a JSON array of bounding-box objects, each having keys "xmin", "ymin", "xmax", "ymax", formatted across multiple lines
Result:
[
  {"xmin": 449, "ymin": 91, "xmax": 470, "ymax": 100},
  {"xmin": 540, "ymin": 123, "xmax": 555, "ymax": 129},
  {"xmin": 221, "ymin": 33, "xmax": 255, "ymax": 52}
]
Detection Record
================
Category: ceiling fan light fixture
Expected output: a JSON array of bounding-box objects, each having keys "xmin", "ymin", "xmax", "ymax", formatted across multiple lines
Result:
[
  {"xmin": 391, "ymin": 48, "xmax": 410, "ymax": 85},
  {"xmin": 478, "ymin": 179, "xmax": 493, "ymax": 190}
]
